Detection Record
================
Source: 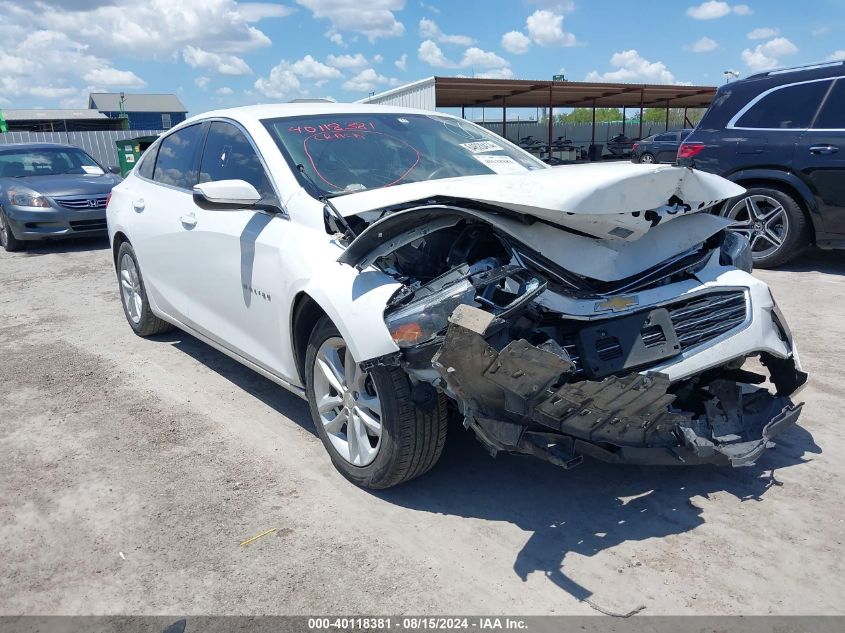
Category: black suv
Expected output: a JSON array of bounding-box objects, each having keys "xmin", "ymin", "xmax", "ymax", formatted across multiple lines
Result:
[{"xmin": 679, "ymin": 61, "xmax": 845, "ymax": 268}]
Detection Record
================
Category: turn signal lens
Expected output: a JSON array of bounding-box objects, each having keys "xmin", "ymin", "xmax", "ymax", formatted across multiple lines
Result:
[{"xmin": 389, "ymin": 322, "xmax": 424, "ymax": 346}]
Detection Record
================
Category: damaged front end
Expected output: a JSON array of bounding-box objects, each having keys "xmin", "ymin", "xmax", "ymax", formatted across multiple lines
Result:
[{"xmin": 337, "ymin": 170, "xmax": 808, "ymax": 470}]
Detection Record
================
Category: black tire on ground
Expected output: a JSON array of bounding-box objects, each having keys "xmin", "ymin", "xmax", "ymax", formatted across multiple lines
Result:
[
  {"xmin": 721, "ymin": 186, "xmax": 809, "ymax": 269},
  {"xmin": 0, "ymin": 208, "xmax": 24, "ymax": 252},
  {"xmin": 638, "ymin": 152, "xmax": 655, "ymax": 164},
  {"xmin": 116, "ymin": 241, "xmax": 174, "ymax": 337},
  {"xmin": 305, "ymin": 316, "xmax": 448, "ymax": 489}
]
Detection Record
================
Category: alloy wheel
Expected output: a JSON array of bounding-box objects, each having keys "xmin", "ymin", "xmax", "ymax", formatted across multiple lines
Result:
[
  {"xmin": 639, "ymin": 153, "xmax": 655, "ymax": 164},
  {"xmin": 725, "ymin": 194, "xmax": 789, "ymax": 260},
  {"xmin": 119, "ymin": 253, "xmax": 143, "ymax": 324},
  {"xmin": 0, "ymin": 212, "xmax": 8, "ymax": 247},
  {"xmin": 313, "ymin": 337, "xmax": 383, "ymax": 466}
]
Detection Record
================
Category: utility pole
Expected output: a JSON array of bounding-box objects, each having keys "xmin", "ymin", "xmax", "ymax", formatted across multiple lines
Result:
[{"xmin": 723, "ymin": 70, "xmax": 739, "ymax": 84}]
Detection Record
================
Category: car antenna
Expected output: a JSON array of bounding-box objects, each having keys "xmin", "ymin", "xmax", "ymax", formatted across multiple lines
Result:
[{"xmin": 296, "ymin": 163, "xmax": 356, "ymax": 239}]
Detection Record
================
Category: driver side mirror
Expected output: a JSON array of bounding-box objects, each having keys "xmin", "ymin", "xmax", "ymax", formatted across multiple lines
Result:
[
  {"xmin": 192, "ymin": 179, "xmax": 262, "ymax": 210},
  {"xmin": 108, "ymin": 166, "xmax": 121, "ymax": 175}
]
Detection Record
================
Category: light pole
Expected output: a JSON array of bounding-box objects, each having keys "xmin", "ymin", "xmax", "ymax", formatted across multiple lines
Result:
[{"xmin": 723, "ymin": 70, "xmax": 740, "ymax": 84}]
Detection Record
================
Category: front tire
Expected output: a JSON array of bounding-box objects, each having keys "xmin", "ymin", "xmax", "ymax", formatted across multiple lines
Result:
[
  {"xmin": 305, "ymin": 316, "xmax": 448, "ymax": 489},
  {"xmin": 721, "ymin": 186, "xmax": 809, "ymax": 269},
  {"xmin": 0, "ymin": 208, "xmax": 24, "ymax": 252},
  {"xmin": 116, "ymin": 241, "xmax": 174, "ymax": 337}
]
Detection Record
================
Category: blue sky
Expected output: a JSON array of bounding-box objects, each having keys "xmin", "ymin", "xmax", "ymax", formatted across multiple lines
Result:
[{"xmin": 1, "ymin": 0, "xmax": 844, "ymax": 115}]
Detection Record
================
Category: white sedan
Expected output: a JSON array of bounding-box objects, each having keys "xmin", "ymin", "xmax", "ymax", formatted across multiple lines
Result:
[{"xmin": 107, "ymin": 103, "xmax": 807, "ymax": 488}]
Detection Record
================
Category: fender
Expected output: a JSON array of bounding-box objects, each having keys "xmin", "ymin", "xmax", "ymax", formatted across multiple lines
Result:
[{"xmin": 725, "ymin": 168, "xmax": 823, "ymax": 229}]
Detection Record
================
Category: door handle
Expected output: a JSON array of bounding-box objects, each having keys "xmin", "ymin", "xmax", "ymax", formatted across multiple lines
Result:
[
  {"xmin": 132, "ymin": 198, "xmax": 145, "ymax": 211},
  {"xmin": 180, "ymin": 212, "xmax": 197, "ymax": 228},
  {"xmin": 809, "ymin": 145, "xmax": 839, "ymax": 155}
]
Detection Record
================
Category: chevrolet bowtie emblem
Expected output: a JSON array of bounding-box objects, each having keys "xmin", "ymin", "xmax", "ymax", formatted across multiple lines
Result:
[{"xmin": 595, "ymin": 295, "xmax": 639, "ymax": 313}]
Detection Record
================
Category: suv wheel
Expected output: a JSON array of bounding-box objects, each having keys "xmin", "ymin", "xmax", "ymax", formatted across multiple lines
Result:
[
  {"xmin": 305, "ymin": 316, "xmax": 448, "ymax": 489},
  {"xmin": 721, "ymin": 186, "xmax": 808, "ymax": 269},
  {"xmin": 638, "ymin": 152, "xmax": 655, "ymax": 164},
  {"xmin": 0, "ymin": 208, "xmax": 24, "ymax": 252}
]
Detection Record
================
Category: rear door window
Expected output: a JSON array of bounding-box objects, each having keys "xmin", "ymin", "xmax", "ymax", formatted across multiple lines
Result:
[
  {"xmin": 199, "ymin": 121, "xmax": 277, "ymax": 201},
  {"xmin": 654, "ymin": 133, "xmax": 676, "ymax": 142},
  {"xmin": 136, "ymin": 143, "xmax": 157, "ymax": 179},
  {"xmin": 813, "ymin": 79, "xmax": 845, "ymax": 129},
  {"xmin": 153, "ymin": 124, "xmax": 204, "ymax": 189},
  {"xmin": 735, "ymin": 80, "xmax": 832, "ymax": 129}
]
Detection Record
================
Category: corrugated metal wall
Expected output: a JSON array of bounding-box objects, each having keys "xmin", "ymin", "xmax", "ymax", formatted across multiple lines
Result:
[
  {"xmin": 357, "ymin": 78, "xmax": 437, "ymax": 110},
  {"xmin": 0, "ymin": 129, "xmax": 163, "ymax": 169}
]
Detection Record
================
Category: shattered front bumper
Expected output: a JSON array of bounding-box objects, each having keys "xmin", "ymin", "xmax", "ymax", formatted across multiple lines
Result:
[{"xmin": 431, "ymin": 296, "xmax": 807, "ymax": 469}]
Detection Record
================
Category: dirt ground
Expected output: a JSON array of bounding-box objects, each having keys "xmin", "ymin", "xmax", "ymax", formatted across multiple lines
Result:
[{"xmin": 1, "ymin": 237, "xmax": 843, "ymax": 616}]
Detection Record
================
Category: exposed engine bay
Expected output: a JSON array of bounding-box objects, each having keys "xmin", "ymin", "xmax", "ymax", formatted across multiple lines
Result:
[{"xmin": 330, "ymin": 167, "xmax": 808, "ymax": 470}]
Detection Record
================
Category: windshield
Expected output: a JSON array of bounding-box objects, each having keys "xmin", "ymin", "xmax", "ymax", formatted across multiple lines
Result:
[
  {"xmin": 0, "ymin": 148, "xmax": 104, "ymax": 178},
  {"xmin": 263, "ymin": 113, "xmax": 547, "ymax": 197}
]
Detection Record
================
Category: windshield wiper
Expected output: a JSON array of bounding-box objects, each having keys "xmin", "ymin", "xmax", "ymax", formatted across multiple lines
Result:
[{"xmin": 296, "ymin": 164, "xmax": 356, "ymax": 239}]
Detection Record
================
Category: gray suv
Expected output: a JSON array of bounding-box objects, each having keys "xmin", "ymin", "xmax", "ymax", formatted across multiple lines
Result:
[{"xmin": 0, "ymin": 143, "xmax": 121, "ymax": 252}]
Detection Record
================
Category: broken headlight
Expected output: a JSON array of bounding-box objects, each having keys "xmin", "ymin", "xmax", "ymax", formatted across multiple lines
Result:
[
  {"xmin": 386, "ymin": 279, "xmax": 477, "ymax": 348},
  {"xmin": 720, "ymin": 231, "xmax": 753, "ymax": 273}
]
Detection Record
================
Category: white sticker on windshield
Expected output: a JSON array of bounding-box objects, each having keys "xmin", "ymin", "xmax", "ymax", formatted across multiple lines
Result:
[
  {"xmin": 81, "ymin": 165, "xmax": 105, "ymax": 175},
  {"xmin": 460, "ymin": 141, "xmax": 503, "ymax": 154},
  {"xmin": 472, "ymin": 154, "xmax": 528, "ymax": 174}
]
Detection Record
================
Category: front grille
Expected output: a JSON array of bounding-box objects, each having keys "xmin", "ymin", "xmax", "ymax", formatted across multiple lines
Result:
[
  {"xmin": 54, "ymin": 195, "xmax": 108, "ymax": 209},
  {"xmin": 561, "ymin": 290, "xmax": 748, "ymax": 376},
  {"xmin": 667, "ymin": 291, "xmax": 748, "ymax": 350},
  {"xmin": 69, "ymin": 219, "xmax": 107, "ymax": 231}
]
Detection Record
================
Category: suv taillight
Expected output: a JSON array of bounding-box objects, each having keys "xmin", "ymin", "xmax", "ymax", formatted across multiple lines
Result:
[
  {"xmin": 631, "ymin": 142, "xmax": 639, "ymax": 151},
  {"xmin": 677, "ymin": 142, "xmax": 705, "ymax": 160}
]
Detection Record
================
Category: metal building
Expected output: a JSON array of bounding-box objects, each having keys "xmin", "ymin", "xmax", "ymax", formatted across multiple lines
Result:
[{"xmin": 88, "ymin": 93, "xmax": 188, "ymax": 131}]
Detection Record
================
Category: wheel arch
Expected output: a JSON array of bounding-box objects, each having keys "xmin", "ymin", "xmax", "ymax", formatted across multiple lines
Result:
[
  {"xmin": 112, "ymin": 231, "xmax": 130, "ymax": 267},
  {"xmin": 290, "ymin": 291, "xmax": 328, "ymax": 385}
]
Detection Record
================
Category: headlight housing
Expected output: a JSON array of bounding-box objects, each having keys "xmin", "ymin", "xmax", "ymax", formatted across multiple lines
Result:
[
  {"xmin": 720, "ymin": 231, "xmax": 753, "ymax": 273},
  {"xmin": 7, "ymin": 187, "xmax": 51, "ymax": 208}
]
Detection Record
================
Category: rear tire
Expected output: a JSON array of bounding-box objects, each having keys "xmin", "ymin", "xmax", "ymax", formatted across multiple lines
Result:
[
  {"xmin": 638, "ymin": 152, "xmax": 655, "ymax": 164},
  {"xmin": 0, "ymin": 208, "xmax": 24, "ymax": 252},
  {"xmin": 305, "ymin": 316, "xmax": 448, "ymax": 489},
  {"xmin": 721, "ymin": 186, "xmax": 809, "ymax": 269},
  {"xmin": 116, "ymin": 241, "xmax": 174, "ymax": 337}
]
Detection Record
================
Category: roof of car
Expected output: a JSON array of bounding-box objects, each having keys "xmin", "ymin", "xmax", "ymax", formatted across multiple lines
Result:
[
  {"xmin": 0, "ymin": 142, "xmax": 81, "ymax": 152},
  {"xmin": 183, "ymin": 102, "xmax": 449, "ymax": 126}
]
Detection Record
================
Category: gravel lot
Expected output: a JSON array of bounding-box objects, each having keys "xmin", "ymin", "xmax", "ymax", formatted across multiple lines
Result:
[{"xmin": 1, "ymin": 238, "xmax": 843, "ymax": 616}]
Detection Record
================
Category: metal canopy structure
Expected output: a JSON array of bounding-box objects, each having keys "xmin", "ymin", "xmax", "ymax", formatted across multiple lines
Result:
[
  {"xmin": 432, "ymin": 77, "xmax": 716, "ymax": 109},
  {"xmin": 361, "ymin": 76, "xmax": 717, "ymax": 159}
]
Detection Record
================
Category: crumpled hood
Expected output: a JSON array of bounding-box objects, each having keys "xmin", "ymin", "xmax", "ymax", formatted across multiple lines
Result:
[{"xmin": 331, "ymin": 163, "xmax": 745, "ymax": 237}]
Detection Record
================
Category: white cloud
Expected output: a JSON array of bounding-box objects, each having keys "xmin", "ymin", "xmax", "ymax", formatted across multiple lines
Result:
[
  {"xmin": 290, "ymin": 54, "xmax": 343, "ymax": 83},
  {"xmin": 82, "ymin": 67, "xmax": 146, "ymax": 87},
  {"xmin": 812, "ymin": 26, "xmax": 831, "ymax": 36},
  {"xmin": 419, "ymin": 18, "xmax": 475, "ymax": 46},
  {"xmin": 418, "ymin": 41, "xmax": 511, "ymax": 71},
  {"xmin": 586, "ymin": 49, "xmax": 680, "ymax": 84},
  {"xmin": 501, "ymin": 30, "xmax": 531, "ymax": 54},
  {"xmin": 183, "ymin": 46, "xmax": 252, "ymax": 75},
  {"xmin": 327, "ymin": 30, "xmax": 345, "ymax": 46},
  {"xmin": 525, "ymin": 10, "xmax": 576, "ymax": 47},
  {"xmin": 254, "ymin": 60, "xmax": 302, "ymax": 99},
  {"xmin": 741, "ymin": 37, "xmax": 799, "ymax": 70},
  {"xmin": 394, "ymin": 53, "xmax": 407, "ymax": 70},
  {"xmin": 342, "ymin": 67, "xmax": 397, "ymax": 92},
  {"xmin": 296, "ymin": 0, "xmax": 404, "ymax": 42},
  {"xmin": 826, "ymin": 50, "xmax": 845, "ymax": 61},
  {"xmin": 373, "ymin": 54, "xmax": 384, "ymax": 63},
  {"xmin": 194, "ymin": 76, "xmax": 211, "ymax": 89},
  {"xmin": 420, "ymin": 1, "xmax": 440, "ymax": 13},
  {"xmin": 418, "ymin": 40, "xmax": 454, "ymax": 68},
  {"xmin": 215, "ymin": 86, "xmax": 234, "ymax": 95},
  {"xmin": 475, "ymin": 67, "xmax": 516, "ymax": 79},
  {"xmin": 461, "ymin": 47, "xmax": 509, "ymax": 69},
  {"xmin": 238, "ymin": 2, "xmax": 297, "ymax": 21},
  {"xmin": 687, "ymin": 1, "xmax": 752, "ymax": 19},
  {"xmin": 326, "ymin": 53, "xmax": 369, "ymax": 69},
  {"xmin": 684, "ymin": 36, "xmax": 718, "ymax": 52},
  {"xmin": 747, "ymin": 27, "xmax": 779, "ymax": 40}
]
